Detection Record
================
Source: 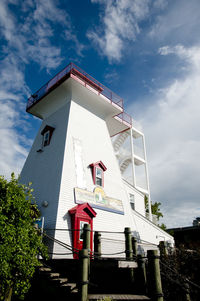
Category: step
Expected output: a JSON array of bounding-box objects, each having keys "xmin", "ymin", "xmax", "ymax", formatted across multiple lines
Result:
[
  {"xmin": 88, "ymin": 295, "xmax": 150, "ymax": 300},
  {"xmin": 49, "ymin": 272, "xmax": 60, "ymax": 278},
  {"xmin": 61, "ymin": 282, "xmax": 77, "ymax": 289},
  {"xmin": 39, "ymin": 266, "xmax": 52, "ymax": 272},
  {"xmin": 51, "ymin": 277, "xmax": 69, "ymax": 284}
]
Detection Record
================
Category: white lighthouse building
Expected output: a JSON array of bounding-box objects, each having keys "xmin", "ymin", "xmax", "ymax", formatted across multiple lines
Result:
[{"xmin": 20, "ymin": 63, "xmax": 173, "ymax": 258}]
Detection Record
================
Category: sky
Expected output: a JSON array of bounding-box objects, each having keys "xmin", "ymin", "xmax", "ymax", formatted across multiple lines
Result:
[{"xmin": 0, "ymin": 0, "xmax": 200, "ymax": 228}]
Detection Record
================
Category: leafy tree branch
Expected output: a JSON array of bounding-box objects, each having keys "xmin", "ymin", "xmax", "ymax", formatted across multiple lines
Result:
[{"xmin": 0, "ymin": 173, "xmax": 47, "ymax": 300}]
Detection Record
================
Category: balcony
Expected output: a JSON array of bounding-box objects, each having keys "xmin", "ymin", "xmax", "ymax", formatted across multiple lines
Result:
[{"xmin": 27, "ymin": 62, "xmax": 124, "ymax": 111}]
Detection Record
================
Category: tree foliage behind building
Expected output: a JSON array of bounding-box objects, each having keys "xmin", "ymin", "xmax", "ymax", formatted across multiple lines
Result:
[
  {"xmin": 0, "ymin": 173, "xmax": 47, "ymax": 300},
  {"xmin": 144, "ymin": 195, "xmax": 166, "ymax": 230}
]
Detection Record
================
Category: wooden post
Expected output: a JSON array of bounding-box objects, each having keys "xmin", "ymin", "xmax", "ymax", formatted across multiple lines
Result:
[
  {"xmin": 79, "ymin": 249, "xmax": 89, "ymax": 301},
  {"xmin": 124, "ymin": 227, "xmax": 134, "ymax": 284},
  {"xmin": 184, "ymin": 282, "xmax": 191, "ymax": 301},
  {"xmin": 94, "ymin": 231, "xmax": 101, "ymax": 259},
  {"xmin": 137, "ymin": 254, "xmax": 147, "ymax": 294},
  {"xmin": 132, "ymin": 236, "xmax": 138, "ymax": 257},
  {"xmin": 83, "ymin": 223, "xmax": 91, "ymax": 250},
  {"xmin": 124, "ymin": 227, "xmax": 133, "ymax": 260},
  {"xmin": 83, "ymin": 224, "xmax": 91, "ymax": 277},
  {"xmin": 159, "ymin": 241, "xmax": 168, "ymax": 257},
  {"xmin": 147, "ymin": 250, "xmax": 164, "ymax": 301}
]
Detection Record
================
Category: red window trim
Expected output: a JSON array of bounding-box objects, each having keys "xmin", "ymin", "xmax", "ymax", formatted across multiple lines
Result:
[
  {"xmin": 90, "ymin": 161, "xmax": 107, "ymax": 187},
  {"xmin": 41, "ymin": 125, "xmax": 55, "ymax": 147}
]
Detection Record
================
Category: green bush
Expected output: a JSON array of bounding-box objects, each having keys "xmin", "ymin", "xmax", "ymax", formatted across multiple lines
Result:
[{"xmin": 0, "ymin": 174, "xmax": 47, "ymax": 300}]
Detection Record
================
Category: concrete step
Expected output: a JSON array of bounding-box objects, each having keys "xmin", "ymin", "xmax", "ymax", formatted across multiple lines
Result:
[
  {"xmin": 39, "ymin": 266, "xmax": 51, "ymax": 272},
  {"xmin": 49, "ymin": 272, "xmax": 60, "ymax": 278},
  {"xmin": 88, "ymin": 294, "xmax": 150, "ymax": 300},
  {"xmin": 61, "ymin": 282, "xmax": 77, "ymax": 289}
]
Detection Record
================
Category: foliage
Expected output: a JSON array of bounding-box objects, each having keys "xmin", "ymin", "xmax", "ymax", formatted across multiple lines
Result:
[
  {"xmin": 144, "ymin": 195, "xmax": 166, "ymax": 230},
  {"xmin": 159, "ymin": 223, "xmax": 167, "ymax": 231},
  {"xmin": 160, "ymin": 247, "xmax": 200, "ymax": 301},
  {"xmin": 0, "ymin": 173, "xmax": 47, "ymax": 300}
]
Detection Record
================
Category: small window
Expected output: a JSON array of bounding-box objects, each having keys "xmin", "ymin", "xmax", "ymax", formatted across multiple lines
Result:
[
  {"xmin": 96, "ymin": 168, "xmax": 102, "ymax": 186},
  {"xmin": 90, "ymin": 161, "xmax": 107, "ymax": 187},
  {"xmin": 43, "ymin": 131, "xmax": 50, "ymax": 147},
  {"xmin": 41, "ymin": 125, "xmax": 55, "ymax": 148},
  {"xmin": 79, "ymin": 221, "xmax": 89, "ymax": 241},
  {"xmin": 130, "ymin": 194, "xmax": 135, "ymax": 210}
]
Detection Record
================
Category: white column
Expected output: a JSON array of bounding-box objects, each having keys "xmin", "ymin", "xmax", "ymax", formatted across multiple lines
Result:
[
  {"xmin": 130, "ymin": 127, "xmax": 136, "ymax": 187},
  {"xmin": 142, "ymin": 134, "xmax": 152, "ymax": 221}
]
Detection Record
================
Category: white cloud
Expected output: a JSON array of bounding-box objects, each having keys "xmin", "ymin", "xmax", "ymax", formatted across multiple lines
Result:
[
  {"xmin": 130, "ymin": 45, "xmax": 200, "ymax": 227},
  {"xmin": 153, "ymin": 0, "xmax": 168, "ymax": 10},
  {"xmin": 149, "ymin": 0, "xmax": 200, "ymax": 44},
  {"xmin": 64, "ymin": 29, "xmax": 85, "ymax": 57},
  {"xmin": 0, "ymin": 99, "xmax": 29, "ymax": 178},
  {"xmin": 0, "ymin": 0, "xmax": 83, "ymax": 70},
  {"xmin": 0, "ymin": 0, "xmax": 84, "ymax": 179},
  {"xmin": 88, "ymin": 0, "xmax": 150, "ymax": 62},
  {"xmin": 158, "ymin": 45, "xmax": 200, "ymax": 70}
]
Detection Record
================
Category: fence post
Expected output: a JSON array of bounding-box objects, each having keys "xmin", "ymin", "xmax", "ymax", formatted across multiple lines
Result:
[
  {"xmin": 79, "ymin": 249, "xmax": 89, "ymax": 301},
  {"xmin": 124, "ymin": 227, "xmax": 134, "ymax": 284},
  {"xmin": 147, "ymin": 250, "xmax": 164, "ymax": 301},
  {"xmin": 94, "ymin": 231, "xmax": 101, "ymax": 259},
  {"xmin": 184, "ymin": 282, "xmax": 191, "ymax": 301},
  {"xmin": 132, "ymin": 236, "xmax": 138, "ymax": 257},
  {"xmin": 137, "ymin": 254, "xmax": 147, "ymax": 294},
  {"xmin": 83, "ymin": 224, "xmax": 91, "ymax": 277},
  {"xmin": 83, "ymin": 223, "xmax": 91, "ymax": 250},
  {"xmin": 124, "ymin": 227, "xmax": 133, "ymax": 260},
  {"xmin": 159, "ymin": 241, "xmax": 168, "ymax": 257}
]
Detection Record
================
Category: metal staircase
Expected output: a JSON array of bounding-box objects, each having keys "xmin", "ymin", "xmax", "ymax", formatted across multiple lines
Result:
[
  {"xmin": 113, "ymin": 130, "xmax": 130, "ymax": 152},
  {"xmin": 120, "ymin": 156, "xmax": 132, "ymax": 173}
]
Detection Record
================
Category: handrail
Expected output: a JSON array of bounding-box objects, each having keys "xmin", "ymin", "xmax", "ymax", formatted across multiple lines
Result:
[
  {"xmin": 114, "ymin": 112, "xmax": 132, "ymax": 126},
  {"xmin": 27, "ymin": 62, "xmax": 124, "ymax": 110}
]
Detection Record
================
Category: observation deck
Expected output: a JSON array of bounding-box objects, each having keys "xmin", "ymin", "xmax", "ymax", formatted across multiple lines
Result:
[{"xmin": 27, "ymin": 62, "xmax": 132, "ymax": 136}]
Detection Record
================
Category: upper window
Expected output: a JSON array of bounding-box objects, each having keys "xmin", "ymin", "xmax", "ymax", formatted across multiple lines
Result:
[
  {"xmin": 90, "ymin": 161, "xmax": 107, "ymax": 187},
  {"xmin": 129, "ymin": 194, "xmax": 135, "ymax": 210},
  {"xmin": 96, "ymin": 167, "xmax": 103, "ymax": 186},
  {"xmin": 41, "ymin": 125, "xmax": 55, "ymax": 147},
  {"xmin": 43, "ymin": 130, "xmax": 50, "ymax": 147}
]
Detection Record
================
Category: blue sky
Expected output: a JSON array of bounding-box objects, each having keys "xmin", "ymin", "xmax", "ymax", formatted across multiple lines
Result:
[{"xmin": 1, "ymin": 0, "xmax": 200, "ymax": 228}]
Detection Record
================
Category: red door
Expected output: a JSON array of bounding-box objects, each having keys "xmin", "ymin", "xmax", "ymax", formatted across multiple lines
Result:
[{"xmin": 68, "ymin": 203, "xmax": 97, "ymax": 258}]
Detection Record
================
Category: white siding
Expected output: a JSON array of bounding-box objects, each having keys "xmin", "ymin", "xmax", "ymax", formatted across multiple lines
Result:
[
  {"xmin": 21, "ymin": 78, "xmax": 174, "ymax": 258},
  {"xmin": 20, "ymin": 101, "xmax": 71, "ymax": 229}
]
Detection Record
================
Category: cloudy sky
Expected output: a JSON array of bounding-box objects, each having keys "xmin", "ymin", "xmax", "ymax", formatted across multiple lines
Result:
[{"xmin": 0, "ymin": 0, "xmax": 200, "ymax": 228}]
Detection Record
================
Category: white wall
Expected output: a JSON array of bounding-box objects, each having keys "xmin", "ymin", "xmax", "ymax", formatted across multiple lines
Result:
[
  {"xmin": 21, "ymin": 80, "xmax": 174, "ymax": 258},
  {"xmin": 20, "ymin": 99, "xmax": 71, "ymax": 229},
  {"xmin": 123, "ymin": 180, "xmax": 146, "ymax": 216}
]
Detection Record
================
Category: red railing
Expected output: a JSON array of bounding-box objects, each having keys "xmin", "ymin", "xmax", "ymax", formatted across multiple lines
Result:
[
  {"xmin": 114, "ymin": 112, "xmax": 132, "ymax": 126},
  {"xmin": 27, "ymin": 62, "xmax": 124, "ymax": 110}
]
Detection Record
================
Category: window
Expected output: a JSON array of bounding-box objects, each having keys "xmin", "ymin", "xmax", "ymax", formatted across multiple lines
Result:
[
  {"xmin": 79, "ymin": 221, "xmax": 89, "ymax": 241},
  {"xmin": 90, "ymin": 161, "xmax": 107, "ymax": 187},
  {"xmin": 130, "ymin": 194, "xmax": 135, "ymax": 210},
  {"xmin": 43, "ymin": 131, "xmax": 50, "ymax": 147},
  {"xmin": 96, "ymin": 168, "xmax": 103, "ymax": 186},
  {"xmin": 40, "ymin": 125, "xmax": 55, "ymax": 148}
]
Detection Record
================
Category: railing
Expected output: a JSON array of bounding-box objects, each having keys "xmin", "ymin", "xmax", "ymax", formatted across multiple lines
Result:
[
  {"xmin": 114, "ymin": 111, "xmax": 132, "ymax": 126},
  {"xmin": 27, "ymin": 62, "xmax": 124, "ymax": 110}
]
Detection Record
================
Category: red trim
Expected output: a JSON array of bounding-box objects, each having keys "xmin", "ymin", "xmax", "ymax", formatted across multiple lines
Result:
[
  {"xmin": 89, "ymin": 161, "xmax": 107, "ymax": 171},
  {"xmin": 27, "ymin": 62, "xmax": 124, "ymax": 111},
  {"xmin": 89, "ymin": 161, "xmax": 107, "ymax": 187},
  {"xmin": 68, "ymin": 203, "xmax": 97, "ymax": 259},
  {"xmin": 71, "ymin": 68, "xmax": 103, "ymax": 93}
]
